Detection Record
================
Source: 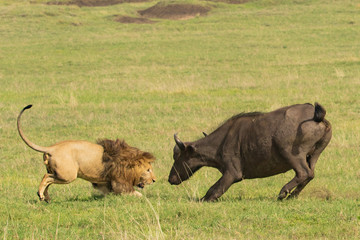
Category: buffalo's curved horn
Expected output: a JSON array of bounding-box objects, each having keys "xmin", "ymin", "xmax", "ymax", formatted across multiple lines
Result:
[
  {"xmin": 202, "ymin": 132, "xmax": 208, "ymax": 137},
  {"xmin": 174, "ymin": 133, "xmax": 185, "ymax": 151}
]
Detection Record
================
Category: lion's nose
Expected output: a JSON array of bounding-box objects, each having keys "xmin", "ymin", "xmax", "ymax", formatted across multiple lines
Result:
[{"xmin": 152, "ymin": 179, "xmax": 156, "ymax": 183}]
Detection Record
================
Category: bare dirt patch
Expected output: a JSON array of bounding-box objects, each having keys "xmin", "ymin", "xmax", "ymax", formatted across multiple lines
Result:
[
  {"xmin": 47, "ymin": 0, "xmax": 148, "ymax": 7},
  {"xmin": 211, "ymin": 0, "xmax": 250, "ymax": 4},
  {"xmin": 310, "ymin": 188, "xmax": 334, "ymax": 200},
  {"xmin": 138, "ymin": 2, "xmax": 211, "ymax": 20},
  {"xmin": 114, "ymin": 15, "xmax": 155, "ymax": 24}
]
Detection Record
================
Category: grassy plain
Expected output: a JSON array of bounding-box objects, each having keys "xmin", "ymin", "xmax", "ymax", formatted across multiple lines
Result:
[{"xmin": 1, "ymin": 0, "xmax": 360, "ymax": 239}]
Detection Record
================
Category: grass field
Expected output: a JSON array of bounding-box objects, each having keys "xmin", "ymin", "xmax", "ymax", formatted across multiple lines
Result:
[{"xmin": 1, "ymin": 0, "xmax": 360, "ymax": 239}]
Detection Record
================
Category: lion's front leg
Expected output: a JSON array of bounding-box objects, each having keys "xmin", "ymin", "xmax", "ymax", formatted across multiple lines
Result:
[
  {"xmin": 92, "ymin": 183, "xmax": 112, "ymax": 195},
  {"xmin": 111, "ymin": 180, "xmax": 141, "ymax": 197}
]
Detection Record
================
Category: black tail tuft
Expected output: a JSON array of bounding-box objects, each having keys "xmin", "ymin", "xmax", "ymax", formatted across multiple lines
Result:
[
  {"xmin": 23, "ymin": 105, "xmax": 33, "ymax": 110},
  {"xmin": 314, "ymin": 102, "xmax": 326, "ymax": 122}
]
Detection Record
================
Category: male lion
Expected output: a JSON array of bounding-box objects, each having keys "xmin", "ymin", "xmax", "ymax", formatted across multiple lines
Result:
[{"xmin": 17, "ymin": 105, "xmax": 156, "ymax": 202}]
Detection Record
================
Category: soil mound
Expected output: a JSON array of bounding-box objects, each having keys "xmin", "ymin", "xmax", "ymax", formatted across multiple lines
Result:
[
  {"xmin": 138, "ymin": 3, "xmax": 211, "ymax": 20},
  {"xmin": 47, "ymin": 0, "xmax": 148, "ymax": 7},
  {"xmin": 115, "ymin": 15, "xmax": 155, "ymax": 24}
]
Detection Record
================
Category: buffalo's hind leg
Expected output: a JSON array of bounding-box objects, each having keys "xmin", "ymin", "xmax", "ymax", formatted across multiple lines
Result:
[
  {"xmin": 286, "ymin": 155, "xmax": 316, "ymax": 199},
  {"xmin": 277, "ymin": 154, "xmax": 314, "ymax": 201},
  {"xmin": 287, "ymin": 137, "xmax": 331, "ymax": 199}
]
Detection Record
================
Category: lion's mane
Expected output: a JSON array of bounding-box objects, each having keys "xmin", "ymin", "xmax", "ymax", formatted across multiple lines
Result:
[{"xmin": 97, "ymin": 139, "xmax": 155, "ymax": 184}]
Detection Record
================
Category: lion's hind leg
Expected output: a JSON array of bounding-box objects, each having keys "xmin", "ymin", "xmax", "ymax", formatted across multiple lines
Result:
[
  {"xmin": 38, "ymin": 173, "xmax": 75, "ymax": 203},
  {"xmin": 38, "ymin": 173, "xmax": 55, "ymax": 202}
]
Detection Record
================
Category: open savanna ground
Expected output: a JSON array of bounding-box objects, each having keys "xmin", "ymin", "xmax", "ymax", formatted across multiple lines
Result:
[{"xmin": 1, "ymin": 0, "xmax": 359, "ymax": 239}]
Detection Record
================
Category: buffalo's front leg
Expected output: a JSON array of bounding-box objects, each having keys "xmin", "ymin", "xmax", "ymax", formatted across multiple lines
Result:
[{"xmin": 201, "ymin": 172, "xmax": 235, "ymax": 202}]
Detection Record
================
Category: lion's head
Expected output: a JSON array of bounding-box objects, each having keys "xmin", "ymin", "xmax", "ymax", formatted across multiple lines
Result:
[
  {"xmin": 97, "ymin": 139, "xmax": 156, "ymax": 189},
  {"xmin": 134, "ymin": 160, "xmax": 156, "ymax": 189}
]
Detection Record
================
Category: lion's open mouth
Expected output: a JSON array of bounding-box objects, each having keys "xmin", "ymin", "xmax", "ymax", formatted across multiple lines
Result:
[{"xmin": 137, "ymin": 182, "xmax": 145, "ymax": 189}]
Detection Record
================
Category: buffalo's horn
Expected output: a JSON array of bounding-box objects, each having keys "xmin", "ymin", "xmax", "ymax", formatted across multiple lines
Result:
[
  {"xmin": 202, "ymin": 132, "xmax": 208, "ymax": 137},
  {"xmin": 174, "ymin": 133, "xmax": 185, "ymax": 151}
]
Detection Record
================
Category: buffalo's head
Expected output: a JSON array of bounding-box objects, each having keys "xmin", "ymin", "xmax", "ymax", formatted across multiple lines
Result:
[{"xmin": 168, "ymin": 134, "xmax": 203, "ymax": 185}]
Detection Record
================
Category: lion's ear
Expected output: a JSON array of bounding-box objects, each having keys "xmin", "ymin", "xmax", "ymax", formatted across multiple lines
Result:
[{"xmin": 142, "ymin": 152, "xmax": 155, "ymax": 161}]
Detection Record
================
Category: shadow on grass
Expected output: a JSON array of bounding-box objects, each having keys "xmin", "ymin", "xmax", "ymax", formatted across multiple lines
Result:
[
  {"xmin": 187, "ymin": 194, "xmax": 286, "ymax": 203},
  {"xmin": 26, "ymin": 193, "xmax": 105, "ymax": 204},
  {"xmin": 65, "ymin": 194, "xmax": 105, "ymax": 202}
]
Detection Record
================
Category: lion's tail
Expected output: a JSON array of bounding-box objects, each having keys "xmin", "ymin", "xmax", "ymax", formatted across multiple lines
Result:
[{"xmin": 17, "ymin": 105, "xmax": 50, "ymax": 153}]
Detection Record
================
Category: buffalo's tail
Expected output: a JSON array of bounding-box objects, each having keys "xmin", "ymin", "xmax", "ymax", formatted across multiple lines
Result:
[{"xmin": 313, "ymin": 102, "xmax": 326, "ymax": 122}]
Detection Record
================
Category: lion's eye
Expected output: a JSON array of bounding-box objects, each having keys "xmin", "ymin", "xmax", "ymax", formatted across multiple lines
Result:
[{"xmin": 147, "ymin": 169, "xmax": 151, "ymax": 172}]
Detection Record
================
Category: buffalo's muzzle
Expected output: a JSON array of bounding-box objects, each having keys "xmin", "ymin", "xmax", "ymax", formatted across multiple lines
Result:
[{"xmin": 168, "ymin": 175, "xmax": 181, "ymax": 185}]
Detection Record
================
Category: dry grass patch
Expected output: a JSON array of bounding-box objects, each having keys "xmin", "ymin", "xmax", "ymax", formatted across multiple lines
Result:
[{"xmin": 309, "ymin": 187, "xmax": 334, "ymax": 200}]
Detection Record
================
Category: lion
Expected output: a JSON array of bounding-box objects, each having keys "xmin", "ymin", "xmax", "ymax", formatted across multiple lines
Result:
[{"xmin": 17, "ymin": 105, "xmax": 156, "ymax": 202}]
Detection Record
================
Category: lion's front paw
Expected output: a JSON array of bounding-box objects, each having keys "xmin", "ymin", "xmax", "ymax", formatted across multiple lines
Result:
[{"xmin": 131, "ymin": 191, "xmax": 143, "ymax": 197}]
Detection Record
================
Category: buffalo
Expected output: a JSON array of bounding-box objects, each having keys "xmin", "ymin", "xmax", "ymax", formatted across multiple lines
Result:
[{"xmin": 168, "ymin": 103, "xmax": 332, "ymax": 201}]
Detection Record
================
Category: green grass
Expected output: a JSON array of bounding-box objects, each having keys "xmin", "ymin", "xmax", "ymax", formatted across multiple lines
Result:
[{"xmin": 1, "ymin": 0, "xmax": 360, "ymax": 239}]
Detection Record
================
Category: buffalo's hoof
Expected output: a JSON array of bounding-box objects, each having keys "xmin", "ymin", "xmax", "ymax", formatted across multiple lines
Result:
[
  {"xmin": 201, "ymin": 196, "xmax": 217, "ymax": 202},
  {"xmin": 277, "ymin": 193, "xmax": 287, "ymax": 201}
]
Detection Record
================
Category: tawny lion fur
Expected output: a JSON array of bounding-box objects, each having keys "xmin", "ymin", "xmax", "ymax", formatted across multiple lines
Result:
[{"xmin": 17, "ymin": 105, "xmax": 156, "ymax": 203}]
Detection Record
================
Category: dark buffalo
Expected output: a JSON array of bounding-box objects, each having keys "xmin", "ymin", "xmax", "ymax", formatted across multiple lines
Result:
[{"xmin": 168, "ymin": 103, "xmax": 332, "ymax": 201}]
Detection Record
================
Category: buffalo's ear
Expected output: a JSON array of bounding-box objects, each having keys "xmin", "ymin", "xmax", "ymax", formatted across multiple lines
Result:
[
  {"xmin": 202, "ymin": 132, "xmax": 208, "ymax": 137},
  {"xmin": 186, "ymin": 144, "xmax": 196, "ymax": 153},
  {"xmin": 174, "ymin": 133, "xmax": 185, "ymax": 151}
]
